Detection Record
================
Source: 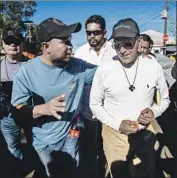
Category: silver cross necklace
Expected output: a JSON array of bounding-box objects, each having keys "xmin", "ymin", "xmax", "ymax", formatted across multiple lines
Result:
[{"xmin": 120, "ymin": 58, "xmax": 139, "ymax": 92}]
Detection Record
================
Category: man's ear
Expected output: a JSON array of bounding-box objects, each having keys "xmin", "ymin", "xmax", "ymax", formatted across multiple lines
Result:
[
  {"xmin": 2, "ymin": 40, "xmax": 5, "ymax": 48},
  {"xmin": 42, "ymin": 42, "xmax": 50, "ymax": 52},
  {"xmin": 103, "ymin": 30, "xmax": 107, "ymax": 38},
  {"xmin": 136, "ymin": 37, "xmax": 143, "ymax": 54}
]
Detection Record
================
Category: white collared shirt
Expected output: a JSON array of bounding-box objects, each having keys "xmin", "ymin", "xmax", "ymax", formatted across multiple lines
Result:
[
  {"xmin": 74, "ymin": 41, "xmax": 116, "ymax": 120},
  {"xmin": 74, "ymin": 41, "xmax": 116, "ymax": 65}
]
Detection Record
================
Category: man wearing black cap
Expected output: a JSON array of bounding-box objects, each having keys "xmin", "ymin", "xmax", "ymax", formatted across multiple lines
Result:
[
  {"xmin": 90, "ymin": 18, "xmax": 170, "ymax": 178},
  {"xmin": 11, "ymin": 17, "xmax": 97, "ymax": 178},
  {"xmin": 0, "ymin": 27, "xmax": 25, "ymax": 155},
  {"xmin": 0, "ymin": 27, "xmax": 35, "ymax": 177},
  {"xmin": 0, "ymin": 27, "xmax": 26, "ymax": 87}
]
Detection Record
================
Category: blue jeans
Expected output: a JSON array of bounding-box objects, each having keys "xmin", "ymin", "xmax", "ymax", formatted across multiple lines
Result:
[
  {"xmin": 1, "ymin": 113, "xmax": 23, "ymax": 160},
  {"xmin": 36, "ymin": 133, "xmax": 80, "ymax": 178}
]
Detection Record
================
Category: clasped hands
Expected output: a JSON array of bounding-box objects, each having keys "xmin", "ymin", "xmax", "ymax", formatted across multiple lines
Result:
[{"xmin": 119, "ymin": 108, "xmax": 154, "ymax": 135}]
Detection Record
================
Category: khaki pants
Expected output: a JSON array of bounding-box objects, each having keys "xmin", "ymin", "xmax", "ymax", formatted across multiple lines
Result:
[{"xmin": 102, "ymin": 124, "xmax": 156, "ymax": 178}]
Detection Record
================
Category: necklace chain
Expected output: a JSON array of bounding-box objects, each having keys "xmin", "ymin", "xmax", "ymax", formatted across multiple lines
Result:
[{"xmin": 121, "ymin": 58, "xmax": 139, "ymax": 92}]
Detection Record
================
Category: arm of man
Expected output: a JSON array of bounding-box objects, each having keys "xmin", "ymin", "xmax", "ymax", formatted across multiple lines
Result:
[
  {"xmin": 83, "ymin": 61, "xmax": 97, "ymax": 85},
  {"xmin": 90, "ymin": 66, "xmax": 137, "ymax": 134},
  {"xmin": 12, "ymin": 67, "xmax": 66, "ymax": 120},
  {"xmin": 149, "ymin": 63, "xmax": 170, "ymax": 118},
  {"xmin": 171, "ymin": 60, "xmax": 177, "ymax": 80},
  {"xmin": 32, "ymin": 94, "xmax": 66, "ymax": 119}
]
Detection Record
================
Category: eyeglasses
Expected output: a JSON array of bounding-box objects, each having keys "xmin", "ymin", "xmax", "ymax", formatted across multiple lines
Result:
[
  {"xmin": 112, "ymin": 37, "xmax": 137, "ymax": 51},
  {"xmin": 86, "ymin": 30, "xmax": 103, "ymax": 36},
  {"xmin": 3, "ymin": 36, "xmax": 22, "ymax": 46}
]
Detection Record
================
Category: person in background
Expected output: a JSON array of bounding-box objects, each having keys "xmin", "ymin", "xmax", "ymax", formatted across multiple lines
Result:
[
  {"xmin": 74, "ymin": 15, "xmax": 116, "ymax": 178},
  {"xmin": 90, "ymin": 18, "xmax": 170, "ymax": 178},
  {"xmin": 139, "ymin": 34, "xmax": 156, "ymax": 60},
  {"xmin": 22, "ymin": 40, "xmax": 36, "ymax": 59},
  {"xmin": 172, "ymin": 60, "xmax": 177, "ymax": 80},
  {"xmin": 23, "ymin": 28, "xmax": 38, "ymax": 59},
  {"xmin": 170, "ymin": 60, "xmax": 177, "ymax": 113},
  {"xmin": 0, "ymin": 27, "xmax": 34, "ymax": 178},
  {"xmin": 0, "ymin": 27, "xmax": 25, "ymax": 157}
]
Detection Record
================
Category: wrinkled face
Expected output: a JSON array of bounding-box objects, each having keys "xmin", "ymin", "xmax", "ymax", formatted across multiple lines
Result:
[
  {"xmin": 139, "ymin": 40, "xmax": 150, "ymax": 56},
  {"xmin": 3, "ymin": 36, "xmax": 22, "ymax": 57},
  {"xmin": 46, "ymin": 36, "xmax": 73, "ymax": 64},
  {"xmin": 113, "ymin": 37, "xmax": 139, "ymax": 64},
  {"xmin": 86, "ymin": 23, "xmax": 106, "ymax": 47}
]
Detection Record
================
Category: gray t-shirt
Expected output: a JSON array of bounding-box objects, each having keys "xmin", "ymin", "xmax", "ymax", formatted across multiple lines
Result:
[
  {"xmin": 0, "ymin": 56, "xmax": 21, "ymax": 82},
  {"xmin": 0, "ymin": 56, "xmax": 28, "ymax": 100},
  {"xmin": 12, "ymin": 57, "xmax": 97, "ymax": 151}
]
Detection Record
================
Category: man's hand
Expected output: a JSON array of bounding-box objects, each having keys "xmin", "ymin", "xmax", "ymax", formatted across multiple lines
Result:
[
  {"xmin": 137, "ymin": 108, "xmax": 154, "ymax": 126},
  {"xmin": 33, "ymin": 94, "xmax": 66, "ymax": 120},
  {"xmin": 119, "ymin": 120, "xmax": 138, "ymax": 135},
  {"xmin": 45, "ymin": 94, "xmax": 66, "ymax": 119}
]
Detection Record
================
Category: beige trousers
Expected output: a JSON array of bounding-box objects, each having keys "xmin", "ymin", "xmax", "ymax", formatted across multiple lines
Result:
[{"xmin": 102, "ymin": 124, "xmax": 156, "ymax": 178}]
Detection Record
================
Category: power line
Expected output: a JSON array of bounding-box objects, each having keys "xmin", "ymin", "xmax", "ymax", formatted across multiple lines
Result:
[
  {"xmin": 130, "ymin": 2, "xmax": 149, "ymax": 18},
  {"xmin": 140, "ymin": 6, "xmax": 175, "ymax": 28},
  {"xmin": 131, "ymin": 2, "xmax": 157, "ymax": 19}
]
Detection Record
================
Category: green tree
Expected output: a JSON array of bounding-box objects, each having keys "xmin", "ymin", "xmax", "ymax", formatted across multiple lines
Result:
[{"xmin": 0, "ymin": 1, "xmax": 37, "ymax": 32}]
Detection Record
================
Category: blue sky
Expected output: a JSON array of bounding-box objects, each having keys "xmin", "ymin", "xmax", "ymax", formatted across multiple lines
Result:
[{"xmin": 30, "ymin": 1, "xmax": 176, "ymax": 51}]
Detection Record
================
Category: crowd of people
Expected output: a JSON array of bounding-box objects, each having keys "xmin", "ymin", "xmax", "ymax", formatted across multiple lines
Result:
[{"xmin": 0, "ymin": 15, "xmax": 177, "ymax": 178}]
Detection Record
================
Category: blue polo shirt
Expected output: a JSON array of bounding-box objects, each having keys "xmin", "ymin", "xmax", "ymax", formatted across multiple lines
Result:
[{"xmin": 11, "ymin": 57, "xmax": 97, "ymax": 151}]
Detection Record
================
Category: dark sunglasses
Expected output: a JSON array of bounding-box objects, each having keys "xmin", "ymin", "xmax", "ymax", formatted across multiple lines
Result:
[
  {"xmin": 86, "ymin": 30, "xmax": 103, "ymax": 36},
  {"xmin": 3, "ymin": 36, "xmax": 22, "ymax": 46},
  {"xmin": 112, "ymin": 37, "xmax": 137, "ymax": 51}
]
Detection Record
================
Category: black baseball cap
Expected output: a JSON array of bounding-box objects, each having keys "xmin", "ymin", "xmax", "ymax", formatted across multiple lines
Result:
[
  {"xmin": 37, "ymin": 17, "xmax": 82, "ymax": 43},
  {"xmin": 2, "ymin": 28, "xmax": 24, "ymax": 44},
  {"xmin": 111, "ymin": 18, "xmax": 140, "ymax": 39}
]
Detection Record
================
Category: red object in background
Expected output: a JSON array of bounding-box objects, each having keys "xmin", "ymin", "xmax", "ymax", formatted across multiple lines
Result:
[{"xmin": 163, "ymin": 34, "xmax": 168, "ymax": 42}]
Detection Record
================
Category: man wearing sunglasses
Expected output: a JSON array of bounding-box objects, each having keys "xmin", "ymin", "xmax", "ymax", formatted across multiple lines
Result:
[
  {"xmin": 0, "ymin": 28, "xmax": 32, "ymax": 177},
  {"xmin": 75, "ymin": 14, "xmax": 116, "ymax": 65},
  {"xmin": 90, "ymin": 18, "xmax": 170, "ymax": 178},
  {"xmin": 1, "ymin": 28, "xmax": 26, "ymax": 83},
  {"xmin": 10, "ymin": 17, "xmax": 97, "ymax": 178},
  {"xmin": 74, "ymin": 15, "xmax": 116, "ymax": 178}
]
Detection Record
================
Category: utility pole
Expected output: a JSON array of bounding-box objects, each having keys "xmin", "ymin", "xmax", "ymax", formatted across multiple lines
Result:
[
  {"xmin": 163, "ymin": 0, "xmax": 169, "ymax": 55},
  {"xmin": 24, "ymin": 22, "xmax": 35, "ymax": 42}
]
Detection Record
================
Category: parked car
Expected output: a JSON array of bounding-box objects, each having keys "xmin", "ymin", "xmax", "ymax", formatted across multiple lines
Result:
[{"xmin": 155, "ymin": 53, "xmax": 176, "ymax": 88}]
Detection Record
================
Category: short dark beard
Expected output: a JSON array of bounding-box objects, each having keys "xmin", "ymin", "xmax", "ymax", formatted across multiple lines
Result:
[
  {"xmin": 52, "ymin": 58, "xmax": 71, "ymax": 67},
  {"xmin": 89, "ymin": 38, "xmax": 106, "ymax": 50},
  {"xmin": 88, "ymin": 39, "xmax": 99, "ymax": 48}
]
